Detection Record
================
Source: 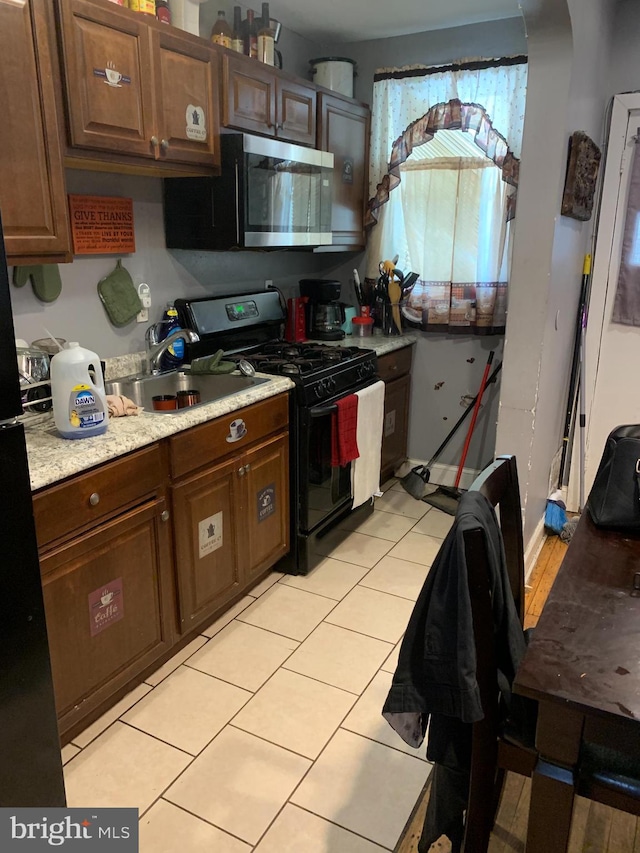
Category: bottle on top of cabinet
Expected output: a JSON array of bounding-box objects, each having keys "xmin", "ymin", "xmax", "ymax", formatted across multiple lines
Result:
[
  {"xmin": 210, "ymin": 10, "xmax": 232, "ymax": 48},
  {"xmin": 156, "ymin": 0, "xmax": 171, "ymax": 23},
  {"xmin": 129, "ymin": 0, "xmax": 156, "ymax": 14},
  {"xmin": 257, "ymin": 2, "xmax": 274, "ymax": 65},
  {"xmin": 243, "ymin": 8, "xmax": 258, "ymax": 58},
  {"xmin": 230, "ymin": 5, "xmax": 244, "ymax": 53}
]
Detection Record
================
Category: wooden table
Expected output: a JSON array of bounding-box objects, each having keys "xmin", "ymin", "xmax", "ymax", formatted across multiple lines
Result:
[{"xmin": 513, "ymin": 511, "xmax": 640, "ymax": 852}]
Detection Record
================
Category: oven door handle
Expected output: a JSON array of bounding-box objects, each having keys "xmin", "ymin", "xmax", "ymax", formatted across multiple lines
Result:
[{"xmin": 310, "ymin": 404, "xmax": 338, "ymax": 418}]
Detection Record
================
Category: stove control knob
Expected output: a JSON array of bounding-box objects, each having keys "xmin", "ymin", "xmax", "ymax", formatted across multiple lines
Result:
[
  {"xmin": 327, "ymin": 377, "xmax": 337, "ymax": 393},
  {"xmin": 314, "ymin": 384, "xmax": 323, "ymax": 398}
]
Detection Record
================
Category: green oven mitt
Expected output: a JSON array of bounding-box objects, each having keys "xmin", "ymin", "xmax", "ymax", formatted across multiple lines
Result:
[
  {"xmin": 189, "ymin": 351, "xmax": 236, "ymax": 374},
  {"xmin": 13, "ymin": 264, "xmax": 62, "ymax": 303},
  {"xmin": 97, "ymin": 260, "xmax": 142, "ymax": 327}
]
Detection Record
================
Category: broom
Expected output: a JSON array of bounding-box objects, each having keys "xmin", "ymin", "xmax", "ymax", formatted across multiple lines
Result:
[
  {"xmin": 422, "ymin": 351, "xmax": 495, "ymax": 514},
  {"xmin": 400, "ymin": 359, "xmax": 502, "ymax": 499}
]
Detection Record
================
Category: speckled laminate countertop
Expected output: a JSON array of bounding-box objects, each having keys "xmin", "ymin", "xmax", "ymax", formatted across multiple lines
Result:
[
  {"xmin": 24, "ymin": 335, "xmax": 417, "ymax": 493},
  {"xmin": 24, "ymin": 374, "xmax": 294, "ymax": 493}
]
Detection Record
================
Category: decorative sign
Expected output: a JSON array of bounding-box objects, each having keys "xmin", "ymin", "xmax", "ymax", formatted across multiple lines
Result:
[
  {"xmin": 93, "ymin": 61, "xmax": 131, "ymax": 88},
  {"xmin": 341, "ymin": 157, "xmax": 354, "ymax": 184},
  {"xmin": 257, "ymin": 483, "xmax": 276, "ymax": 523},
  {"xmin": 69, "ymin": 195, "xmax": 135, "ymax": 255},
  {"xmin": 199, "ymin": 511, "xmax": 223, "ymax": 558},
  {"xmin": 185, "ymin": 104, "xmax": 207, "ymax": 141},
  {"xmin": 88, "ymin": 578, "xmax": 124, "ymax": 637}
]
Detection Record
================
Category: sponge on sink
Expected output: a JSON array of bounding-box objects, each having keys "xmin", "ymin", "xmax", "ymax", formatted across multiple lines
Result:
[{"xmin": 189, "ymin": 351, "xmax": 237, "ymax": 374}]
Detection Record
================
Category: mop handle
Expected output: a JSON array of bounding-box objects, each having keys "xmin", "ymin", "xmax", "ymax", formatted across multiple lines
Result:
[{"xmin": 454, "ymin": 351, "xmax": 495, "ymax": 488}]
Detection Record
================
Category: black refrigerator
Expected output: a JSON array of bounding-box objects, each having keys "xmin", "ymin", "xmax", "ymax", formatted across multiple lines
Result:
[{"xmin": 0, "ymin": 214, "xmax": 66, "ymax": 806}]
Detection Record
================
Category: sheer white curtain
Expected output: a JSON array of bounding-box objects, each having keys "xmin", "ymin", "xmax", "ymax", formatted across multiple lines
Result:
[{"xmin": 365, "ymin": 59, "xmax": 527, "ymax": 333}]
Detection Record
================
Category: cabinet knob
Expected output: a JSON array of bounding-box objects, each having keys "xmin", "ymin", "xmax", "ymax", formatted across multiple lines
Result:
[
  {"xmin": 89, "ymin": 492, "xmax": 100, "ymax": 506},
  {"xmin": 244, "ymin": 463, "xmax": 251, "ymax": 473},
  {"xmin": 276, "ymin": 122, "xmax": 283, "ymax": 131},
  {"xmin": 150, "ymin": 136, "xmax": 159, "ymax": 147},
  {"xmin": 160, "ymin": 510, "xmax": 170, "ymax": 522},
  {"xmin": 238, "ymin": 467, "xmax": 245, "ymax": 477},
  {"xmin": 160, "ymin": 139, "xmax": 170, "ymax": 151}
]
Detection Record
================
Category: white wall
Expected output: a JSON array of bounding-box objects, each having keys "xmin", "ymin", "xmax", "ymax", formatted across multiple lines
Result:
[{"xmin": 495, "ymin": 0, "xmax": 615, "ymax": 542}]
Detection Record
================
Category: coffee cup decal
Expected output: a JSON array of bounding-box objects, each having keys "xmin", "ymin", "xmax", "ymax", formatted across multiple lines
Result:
[
  {"xmin": 93, "ymin": 62, "xmax": 131, "ymax": 88},
  {"xmin": 100, "ymin": 591, "xmax": 114, "ymax": 606},
  {"xmin": 226, "ymin": 418, "xmax": 247, "ymax": 443}
]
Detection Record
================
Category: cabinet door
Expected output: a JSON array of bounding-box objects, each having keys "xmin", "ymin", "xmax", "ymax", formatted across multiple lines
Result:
[
  {"xmin": 319, "ymin": 94, "xmax": 370, "ymax": 247},
  {"xmin": 57, "ymin": 0, "xmax": 155, "ymax": 157},
  {"xmin": 40, "ymin": 498, "xmax": 174, "ymax": 732},
  {"xmin": 0, "ymin": 0, "xmax": 70, "ymax": 261},
  {"xmin": 381, "ymin": 374, "xmax": 411, "ymax": 484},
  {"xmin": 171, "ymin": 457, "xmax": 243, "ymax": 632},
  {"xmin": 152, "ymin": 28, "xmax": 220, "ymax": 167},
  {"xmin": 242, "ymin": 433, "xmax": 289, "ymax": 583},
  {"xmin": 222, "ymin": 53, "xmax": 276, "ymax": 137},
  {"xmin": 277, "ymin": 79, "xmax": 316, "ymax": 147}
]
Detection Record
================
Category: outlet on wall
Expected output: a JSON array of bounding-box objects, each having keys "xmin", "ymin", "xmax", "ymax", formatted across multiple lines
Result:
[{"xmin": 265, "ymin": 279, "xmax": 273, "ymax": 290}]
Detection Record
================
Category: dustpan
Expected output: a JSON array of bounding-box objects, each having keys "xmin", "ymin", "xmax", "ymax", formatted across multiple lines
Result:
[
  {"xmin": 422, "ymin": 484, "xmax": 464, "ymax": 515},
  {"xmin": 399, "ymin": 465, "xmax": 431, "ymax": 499}
]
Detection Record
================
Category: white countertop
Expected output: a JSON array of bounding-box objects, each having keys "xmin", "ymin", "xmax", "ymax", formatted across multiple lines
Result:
[
  {"xmin": 24, "ymin": 374, "xmax": 294, "ymax": 493},
  {"xmin": 24, "ymin": 335, "xmax": 417, "ymax": 493}
]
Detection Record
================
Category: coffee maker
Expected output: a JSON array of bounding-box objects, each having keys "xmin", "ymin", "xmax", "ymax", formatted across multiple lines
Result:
[{"xmin": 299, "ymin": 279, "xmax": 346, "ymax": 341}]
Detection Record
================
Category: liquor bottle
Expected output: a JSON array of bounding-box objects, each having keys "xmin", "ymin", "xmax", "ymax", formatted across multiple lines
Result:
[
  {"xmin": 210, "ymin": 10, "xmax": 232, "ymax": 49},
  {"xmin": 257, "ymin": 1, "xmax": 274, "ymax": 65},
  {"xmin": 231, "ymin": 6, "xmax": 244, "ymax": 53},
  {"xmin": 243, "ymin": 9, "xmax": 258, "ymax": 58}
]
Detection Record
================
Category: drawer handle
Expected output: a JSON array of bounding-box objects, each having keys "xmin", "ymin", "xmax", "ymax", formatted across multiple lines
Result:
[
  {"xmin": 160, "ymin": 510, "xmax": 170, "ymax": 522},
  {"xmin": 89, "ymin": 492, "xmax": 100, "ymax": 507},
  {"xmin": 238, "ymin": 467, "xmax": 245, "ymax": 477}
]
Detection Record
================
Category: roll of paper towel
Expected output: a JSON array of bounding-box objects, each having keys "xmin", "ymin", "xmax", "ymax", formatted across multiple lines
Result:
[{"xmin": 169, "ymin": 0, "xmax": 206, "ymax": 35}]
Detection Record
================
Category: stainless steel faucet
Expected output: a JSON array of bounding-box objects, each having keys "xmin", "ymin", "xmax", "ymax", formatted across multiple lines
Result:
[{"xmin": 145, "ymin": 328, "xmax": 200, "ymax": 374}]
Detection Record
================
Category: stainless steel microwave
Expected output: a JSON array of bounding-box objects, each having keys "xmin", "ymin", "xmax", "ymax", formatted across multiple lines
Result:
[{"xmin": 163, "ymin": 134, "xmax": 334, "ymax": 250}]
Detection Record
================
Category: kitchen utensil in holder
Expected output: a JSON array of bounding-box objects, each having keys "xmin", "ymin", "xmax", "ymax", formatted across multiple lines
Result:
[{"xmin": 382, "ymin": 301, "xmax": 405, "ymax": 336}]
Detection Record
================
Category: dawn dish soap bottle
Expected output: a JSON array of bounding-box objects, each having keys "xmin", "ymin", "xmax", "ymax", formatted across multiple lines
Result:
[
  {"xmin": 51, "ymin": 343, "xmax": 108, "ymax": 440},
  {"xmin": 158, "ymin": 302, "xmax": 185, "ymax": 371}
]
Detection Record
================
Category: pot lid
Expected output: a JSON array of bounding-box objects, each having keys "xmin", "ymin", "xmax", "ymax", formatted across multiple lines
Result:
[{"xmin": 309, "ymin": 57, "xmax": 356, "ymax": 66}]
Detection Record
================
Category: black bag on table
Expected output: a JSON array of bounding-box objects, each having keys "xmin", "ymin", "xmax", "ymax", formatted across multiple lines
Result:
[{"xmin": 587, "ymin": 424, "xmax": 640, "ymax": 530}]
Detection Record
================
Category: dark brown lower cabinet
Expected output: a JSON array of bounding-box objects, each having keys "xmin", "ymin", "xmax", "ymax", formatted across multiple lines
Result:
[{"xmin": 377, "ymin": 346, "xmax": 414, "ymax": 484}]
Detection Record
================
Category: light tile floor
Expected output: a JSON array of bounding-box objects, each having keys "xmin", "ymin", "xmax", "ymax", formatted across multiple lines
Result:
[{"xmin": 63, "ymin": 480, "xmax": 454, "ymax": 852}]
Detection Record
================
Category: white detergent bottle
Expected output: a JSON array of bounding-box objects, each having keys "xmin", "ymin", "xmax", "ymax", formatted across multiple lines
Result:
[{"xmin": 51, "ymin": 342, "xmax": 108, "ymax": 439}]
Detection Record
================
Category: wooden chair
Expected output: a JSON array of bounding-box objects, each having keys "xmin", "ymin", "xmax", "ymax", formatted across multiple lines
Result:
[
  {"xmin": 459, "ymin": 455, "xmax": 537, "ymax": 853},
  {"xmin": 461, "ymin": 456, "xmax": 640, "ymax": 853}
]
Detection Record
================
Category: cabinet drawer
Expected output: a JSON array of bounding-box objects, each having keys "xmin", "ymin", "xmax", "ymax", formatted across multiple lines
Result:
[
  {"xmin": 33, "ymin": 444, "xmax": 166, "ymax": 549},
  {"xmin": 170, "ymin": 393, "xmax": 289, "ymax": 480},
  {"xmin": 377, "ymin": 346, "xmax": 413, "ymax": 383}
]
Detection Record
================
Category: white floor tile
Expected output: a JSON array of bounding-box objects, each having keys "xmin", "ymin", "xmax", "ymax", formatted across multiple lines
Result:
[
  {"xmin": 140, "ymin": 799, "xmax": 251, "ymax": 853},
  {"xmin": 279, "ymin": 557, "xmax": 369, "ymax": 601},
  {"xmin": 283, "ymin": 622, "xmax": 392, "ymax": 695},
  {"xmin": 187, "ymin": 621, "xmax": 298, "ymax": 692},
  {"xmin": 145, "ymin": 635, "xmax": 209, "ymax": 687},
  {"xmin": 338, "ymin": 509, "xmax": 416, "ymax": 541},
  {"xmin": 61, "ymin": 744, "xmax": 80, "ymax": 765},
  {"xmin": 72, "ymin": 683, "xmax": 153, "ymax": 748},
  {"xmin": 324, "ymin": 585, "xmax": 413, "ymax": 644},
  {"xmin": 249, "ymin": 571, "xmax": 285, "ymax": 598},
  {"xmin": 232, "ymin": 668, "xmax": 356, "ymax": 759},
  {"xmin": 254, "ymin": 803, "xmax": 388, "ymax": 853},
  {"xmin": 122, "ymin": 666, "xmax": 251, "ymax": 755},
  {"xmin": 380, "ymin": 640, "xmax": 402, "ymax": 674},
  {"xmin": 291, "ymin": 729, "xmax": 429, "ymax": 849},
  {"xmin": 374, "ymin": 490, "xmax": 429, "ymax": 520},
  {"xmin": 387, "ymin": 533, "xmax": 442, "ymax": 566},
  {"xmin": 313, "ymin": 529, "xmax": 394, "ymax": 568},
  {"xmin": 65, "ymin": 722, "xmax": 190, "ymax": 812},
  {"xmin": 359, "ymin": 555, "xmax": 430, "ymax": 601},
  {"xmin": 165, "ymin": 726, "xmax": 311, "ymax": 845},
  {"xmin": 342, "ymin": 670, "xmax": 429, "ymax": 761},
  {"xmin": 237, "ymin": 584, "xmax": 335, "ymax": 641},
  {"xmin": 381, "ymin": 478, "xmax": 398, "ymax": 493},
  {"xmin": 412, "ymin": 508, "xmax": 454, "ymax": 539},
  {"xmin": 201, "ymin": 595, "xmax": 255, "ymax": 638}
]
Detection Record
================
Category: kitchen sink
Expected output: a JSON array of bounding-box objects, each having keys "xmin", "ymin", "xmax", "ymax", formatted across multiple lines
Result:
[{"xmin": 105, "ymin": 369, "xmax": 269, "ymax": 414}]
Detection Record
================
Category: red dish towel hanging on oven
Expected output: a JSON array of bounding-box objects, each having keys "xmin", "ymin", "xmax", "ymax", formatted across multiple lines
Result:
[{"xmin": 331, "ymin": 394, "xmax": 360, "ymax": 467}]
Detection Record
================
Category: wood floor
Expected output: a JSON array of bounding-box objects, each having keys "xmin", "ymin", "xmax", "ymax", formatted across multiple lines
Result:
[{"xmin": 395, "ymin": 535, "xmax": 640, "ymax": 853}]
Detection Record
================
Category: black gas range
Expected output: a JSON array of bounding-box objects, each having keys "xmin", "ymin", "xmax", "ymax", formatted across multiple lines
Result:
[{"xmin": 176, "ymin": 291, "xmax": 378, "ymax": 575}]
